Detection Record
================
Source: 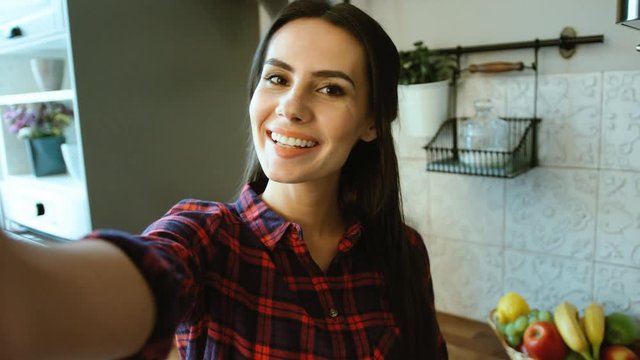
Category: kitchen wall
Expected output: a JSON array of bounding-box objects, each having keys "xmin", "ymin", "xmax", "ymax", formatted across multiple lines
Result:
[{"xmin": 352, "ymin": 0, "xmax": 640, "ymax": 321}]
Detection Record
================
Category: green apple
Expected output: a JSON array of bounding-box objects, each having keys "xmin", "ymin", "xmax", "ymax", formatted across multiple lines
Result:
[{"xmin": 606, "ymin": 312, "xmax": 640, "ymax": 346}]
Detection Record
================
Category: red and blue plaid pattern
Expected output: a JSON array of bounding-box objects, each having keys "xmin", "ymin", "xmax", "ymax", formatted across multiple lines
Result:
[{"xmin": 89, "ymin": 182, "xmax": 447, "ymax": 359}]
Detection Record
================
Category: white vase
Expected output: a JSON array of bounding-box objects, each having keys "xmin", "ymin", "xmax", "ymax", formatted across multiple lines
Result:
[
  {"xmin": 60, "ymin": 143, "xmax": 82, "ymax": 181},
  {"xmin": 398, "ymin": 80, "xmax": 450, "ymax": 138},
  {"xmin": 30, "ymin": 58, "xmax": 65, "ymax": 91}
]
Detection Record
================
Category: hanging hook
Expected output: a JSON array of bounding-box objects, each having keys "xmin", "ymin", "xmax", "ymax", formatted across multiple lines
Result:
[{"xmin": 533, "ymin": 39, "xmax": 540, "ymax": 120}]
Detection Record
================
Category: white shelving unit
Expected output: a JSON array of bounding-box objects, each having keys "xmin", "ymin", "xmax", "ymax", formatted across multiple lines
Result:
[
  {"xmin": 0, "ymin": 89, "xmax": 73, "ymax": 105},
  {"xmin": 0, "ymin": 0, "xmax": 88, "ymax": 239},
  {"xmin": 1, "ymin": 0, "xmax": 260, "ymax": 239},
  {"xmin": 0, "ymin": 32, "xmax": 66, "ymax": 57}
]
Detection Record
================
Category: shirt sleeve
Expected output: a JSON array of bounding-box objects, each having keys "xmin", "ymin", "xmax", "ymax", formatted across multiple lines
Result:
[
  {"xmin": 405, "ymin": 227, "xmax": 449, "ymax": 359},
  {"xmin": 84, "ymin": 200, "xmax": 218, "ymax": 360}
]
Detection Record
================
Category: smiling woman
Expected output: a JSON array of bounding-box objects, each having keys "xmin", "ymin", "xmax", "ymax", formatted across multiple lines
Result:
[
  {"xmin": 242, "ymin": 2, "xmax": 446, "ymax": 359},
  {"xmin": 0, "ymin": 1, "xmax": 447, "ymax": 359}
]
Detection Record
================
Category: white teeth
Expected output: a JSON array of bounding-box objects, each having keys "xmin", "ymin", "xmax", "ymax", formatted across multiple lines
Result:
[{"xmin": 270, "ymin": 132, "xmax": 317, "ymax": 148}]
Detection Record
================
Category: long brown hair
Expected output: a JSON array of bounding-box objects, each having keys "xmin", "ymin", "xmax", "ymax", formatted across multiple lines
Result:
[{"xmin": 244, "ymin": 1, "xmax": 438, "ymax": 358}]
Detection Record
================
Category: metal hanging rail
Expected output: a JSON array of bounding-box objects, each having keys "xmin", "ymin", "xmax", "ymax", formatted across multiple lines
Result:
[
  {"xmin": 420, "ymin": 29, "xmax": 604, "ymax": 178},
  {"xmin": 438, "ymin": 28, "xmax": 605, "ymax": 120},
  {"xmin": 431, "ymin": 33, "xmax": 604, "ymax": 56}
]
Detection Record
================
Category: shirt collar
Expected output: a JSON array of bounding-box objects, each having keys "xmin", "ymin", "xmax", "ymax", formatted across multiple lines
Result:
[
  {"xmin": 235, "ymin": 182, "xmax": 363, "ymax": 252},
  {"xmin": 235, "ymin": 182, "xmax": 289, "ymax": 250}
]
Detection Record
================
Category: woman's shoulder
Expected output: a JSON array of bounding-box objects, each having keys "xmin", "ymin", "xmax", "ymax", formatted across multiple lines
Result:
[
  {"xmin": 168, "ymin": 198, "xmax": 231, "ymax": 214},
  {"xmin": 156, "ymin": 198, "xmax": 243, "ymax": 228}
]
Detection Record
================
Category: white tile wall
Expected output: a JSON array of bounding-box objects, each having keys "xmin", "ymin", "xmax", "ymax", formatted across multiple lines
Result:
[
  {"xmin": 505, "ymin": 167, "xmax": 598, "ymax": 260},
  {"xmin": 426, "ymin": 236, "xmax": 504, "ymax": 321},
  {"xmin": 504, "ymin": 249, "xmax": 593, "ymax": 313},
  {"xmin": 505, "ymin": 75, "xmax": 535, "ymax": 117},
  {"xmin": 398, "ymin": 158, "xmax": 429, "ymax": 236},
  {"xmin": 456, "ymin": 76, "xmax": 508, "ymax": 118},
  {"xmin": 596, "ymin": 170, "xmax": 640, "ymax": 268},
  {"xmin": 536, "ymin": 73, "xmax": 602, "ymax": 168},
  {"xmin": 594, "ymin": 262, "xmax": 640, "ymax": 319},
  {"xmin": 397, "ymin": 70, "xmax": 640, "ymax": 322},
  {"xmin": 392, "ymin": 121, "xmax": 427, "ymax": 159},
  {"xmin": 601, "ymin": 71, "xmax": 640, "ymax": 171},
  {"xmin": 429, "ymin": 172, "xmax": 504, "ymax": 246}
]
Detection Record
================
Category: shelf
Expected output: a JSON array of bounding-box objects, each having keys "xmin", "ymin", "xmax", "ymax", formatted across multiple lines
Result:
[
  {"xmin": 0, "ymin": 89, "xmax": 73, "ymax": 105},
  {"xmin": 3, "ymin": 173, "xmax": 84, "ymax": 194},
  {"xmin": 0, "ymin": 31, "xmax": 67, "ymax": 57},
  {"xmin": 0, "ymin": 173, "xmax": 91, "ymax": 240},
  {"xmin": 424, "ymin": 117, "xmax": 540, "ymax": 178}
]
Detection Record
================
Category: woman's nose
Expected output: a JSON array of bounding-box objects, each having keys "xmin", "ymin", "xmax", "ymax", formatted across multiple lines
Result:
[{"xmin": 275, "ymin": 86, "xmax": 309, "ymax": 122}]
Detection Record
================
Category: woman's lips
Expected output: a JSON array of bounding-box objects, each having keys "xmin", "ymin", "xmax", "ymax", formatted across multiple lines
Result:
[
  {"xmin": 266, "ymin": 128, "xmax": 319, "ymax": 158},
  {"xmin": 267, "ymin": 128, "xmax": 319, "ymax": 144}
]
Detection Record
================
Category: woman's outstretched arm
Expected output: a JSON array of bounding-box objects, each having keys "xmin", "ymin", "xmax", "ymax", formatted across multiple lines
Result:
[{"xmin": 0, "ymin": 231, "xmax": 156, "ymax": 360}]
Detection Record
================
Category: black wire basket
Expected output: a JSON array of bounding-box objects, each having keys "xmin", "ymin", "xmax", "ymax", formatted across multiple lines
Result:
[{"xmin": 424, "ymin": 117, "xmax": 541, "ymax": 178}]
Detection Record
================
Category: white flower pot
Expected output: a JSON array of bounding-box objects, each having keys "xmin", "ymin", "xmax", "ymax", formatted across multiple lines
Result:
[
  {"xmin": 60, "ymin": 143, "xmax": 82, "ymax": 181},
  {"xmin": 30, "ymin": 58, "xmax": 65, "ymax": 91},
  {"xmin": 398, "ymin": 80, "xmax": 450, "ymax": 138}
]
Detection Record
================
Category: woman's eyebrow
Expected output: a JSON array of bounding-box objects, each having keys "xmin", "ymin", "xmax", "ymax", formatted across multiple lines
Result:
[
  {"xmin": 264, "ymin": 58, "xmax": 293, "ymax": 72},
  {"xmin": 264, "ymin": 58, "xmax": 356, "ymax": 89},
  {"xmin": 313, "ymin": 70, "xmax": 355, "ymax": 89}
]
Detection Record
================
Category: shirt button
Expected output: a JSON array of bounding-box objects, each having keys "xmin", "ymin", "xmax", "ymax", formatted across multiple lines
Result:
[{"xmin": 329, "ymin": 308, "xmax": 339, "ymax": 318}]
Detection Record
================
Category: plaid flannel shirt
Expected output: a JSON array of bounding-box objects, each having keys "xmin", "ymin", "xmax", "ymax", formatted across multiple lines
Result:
[{"xmin": 89, "ymin": 182, "xmax": 447, "ymax": 359}]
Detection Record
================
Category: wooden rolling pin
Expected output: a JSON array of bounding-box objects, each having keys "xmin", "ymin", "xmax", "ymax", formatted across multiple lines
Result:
[{"xmin": 468, "ymin": 62, "xmax": 525, "ymax": 73}]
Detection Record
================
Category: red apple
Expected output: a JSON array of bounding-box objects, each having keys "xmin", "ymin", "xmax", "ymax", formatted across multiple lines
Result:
[
  {"xmin": 604, "ymin": 345, "xmax": 640, "ymax": 360},
  {"xmin": 522, "ymin": 321, "xmax": 567, "ymax": 360}
]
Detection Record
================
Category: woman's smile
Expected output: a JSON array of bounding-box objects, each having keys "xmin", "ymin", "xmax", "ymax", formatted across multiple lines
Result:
[{"xmin": 266, "ymin": 128, "xmax": 319, "ymax": 158}]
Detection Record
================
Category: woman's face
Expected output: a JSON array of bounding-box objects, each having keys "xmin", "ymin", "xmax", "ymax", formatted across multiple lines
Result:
[{"xmin": 249, "ymin": 18, "xmax": 375, "ymax": 186}]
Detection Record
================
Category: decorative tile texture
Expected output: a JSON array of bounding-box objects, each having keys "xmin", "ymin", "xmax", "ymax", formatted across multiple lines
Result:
[
  {"xmin": 594, "ymin": 262, "xmax": 640, "ymax": 319},
  {"xmin": 429, "ymin": 172, "xmax": 504, "ymax": 246},
  {"xmin": 398, "ymin": 158, "xmax": 429, "ymax": 237},
  {"xmin": 536, "ymin": 73, "xmax": 602, "ymax": 168},
  {"xmin": 505, "ymin": 168, "xmax": 598, "ymax": 259},
  {"xmin": 426, "ymin": 236, "xmax": 503, "ymax": 321},
  {"xmin": 596, "ymin": 171, "xmax": 640, "ymax": 267},
  {"xmin": 601, "ymin": 71, "xmax": 640, "ymax": 170},
  {"xmin": 455, "ymin": 76, "xmax": 508, "ymax": 118},
  {"xmin": 505, "ymin": 75, "xmax": 535, "ymax": 117},
  {"xmin": 505, "ymin": 249, "xmax": 593, "ymax": 312}
]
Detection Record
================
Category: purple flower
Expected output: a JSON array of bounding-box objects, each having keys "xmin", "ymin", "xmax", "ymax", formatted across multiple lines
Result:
[{"xmin": 3, "ymin": 102, "xmax": 73, "ymax": 138}]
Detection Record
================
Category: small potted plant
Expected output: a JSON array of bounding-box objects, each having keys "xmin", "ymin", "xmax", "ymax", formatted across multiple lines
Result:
[
  {"xmin": 398, "ymin": 41, "xmax": 456, "ymax": 138},
  {"xmin": 3, "ymin": 102, "xmax": 73, "ymax": 176}
]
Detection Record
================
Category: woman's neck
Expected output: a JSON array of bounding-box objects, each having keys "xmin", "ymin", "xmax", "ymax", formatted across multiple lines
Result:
[{"xmin": 260, "ymin": 177, "xmax": 344, "ymax": 240}]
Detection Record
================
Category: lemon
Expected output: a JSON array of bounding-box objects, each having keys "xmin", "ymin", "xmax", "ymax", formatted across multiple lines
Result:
[{"xmin": 496, "ymin": 292, "xmax": 530, "ymax": 324}]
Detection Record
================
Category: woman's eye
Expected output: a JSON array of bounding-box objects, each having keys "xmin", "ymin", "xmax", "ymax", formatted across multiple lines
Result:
[
  {"xmin": 265, "ymin": 74, "xmax": 287, "ymax": 86},
  {"xmin": 319, "ymin": 85, "xmax": 345, "ymax": 96}
]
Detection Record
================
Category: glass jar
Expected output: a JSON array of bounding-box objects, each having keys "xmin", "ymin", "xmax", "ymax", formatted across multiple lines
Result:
[{"xmin": 458, "ymin": 100, "xmax": 509, "ymax": 167}]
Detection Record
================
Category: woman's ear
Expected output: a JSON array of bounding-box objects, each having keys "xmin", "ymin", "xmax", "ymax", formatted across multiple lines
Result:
[{"xmin": 360, "ymin": 121, "xmax": 377, "ymax": 142}]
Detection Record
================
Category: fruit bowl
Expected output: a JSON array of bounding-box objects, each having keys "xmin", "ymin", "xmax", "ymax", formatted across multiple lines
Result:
[{"xmin": 488, "ymin": 309, "xmax": 535, "ymax": 360}]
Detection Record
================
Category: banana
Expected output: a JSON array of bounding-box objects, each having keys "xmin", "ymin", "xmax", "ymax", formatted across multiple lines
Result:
[
  {"xmin": 554, "ymin": 302, "xmax": 593, "ymax": 360},
  {"xmin": 584, "ymin": 303, "xmax": 605, "ymax": 360}
]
